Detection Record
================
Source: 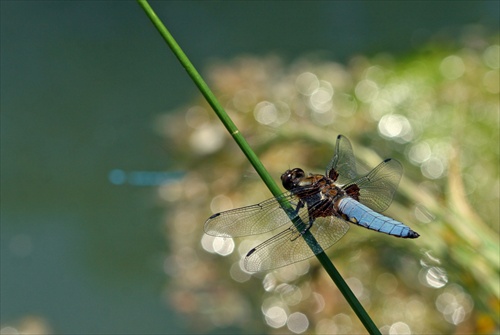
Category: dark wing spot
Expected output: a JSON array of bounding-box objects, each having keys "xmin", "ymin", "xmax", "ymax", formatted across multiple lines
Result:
[
  {"xmin": 344, "ymin": 184, "xmax": 360, "ymax": 201},
  {"xmin": 209, "ymin": 213, "xmax": 221, "ymax": 219},
  {"xmin": 328, "ymin": 169, "xmax": 339, "ymax": 181},
  {"xmin": 246, "ymin": 248, "xmax": 257, "ymax": 257}
]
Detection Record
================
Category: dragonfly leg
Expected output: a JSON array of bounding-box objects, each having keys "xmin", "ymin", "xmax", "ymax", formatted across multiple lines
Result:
[
  {"xmin": 290, "ymin": 217, "xmax": 315, "ymax": 241},
  {"xmin": 285, "ymin": 199, "xmax": 314, "ymax": 241},
  {"xmin": 292, "ymin": 218, "xmax": 314, "ymax": 241},
  {"xmin": 291, "ymin": 199, "xmax": 305, "ymax": 216}
]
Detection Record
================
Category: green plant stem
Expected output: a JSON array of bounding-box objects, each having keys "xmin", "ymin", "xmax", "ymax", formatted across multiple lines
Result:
[{"xmin": 137, "ymin": 1, "xmax": 381, "ymax": 334}]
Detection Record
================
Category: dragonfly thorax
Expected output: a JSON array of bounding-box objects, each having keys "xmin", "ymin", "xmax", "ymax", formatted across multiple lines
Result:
[{"xmin": 281, "ymin": 168, "xmax": 345, "ymax": 204}]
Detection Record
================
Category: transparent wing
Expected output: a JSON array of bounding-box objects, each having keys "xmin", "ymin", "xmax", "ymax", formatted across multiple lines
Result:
[
  {"xmin": 244, "ymin": 215, "xmax": 350, "ymax": 272},
  {"xmin": 348, "ymin": 158, "xmax": 403, "ymax": 212},
  {"xmin": 204, "ymin": 191, "xmax": 312, "ymax": 238},
  {"xmin": 325, "ymin": 134, "xmax": 358, "ymax": 185}
]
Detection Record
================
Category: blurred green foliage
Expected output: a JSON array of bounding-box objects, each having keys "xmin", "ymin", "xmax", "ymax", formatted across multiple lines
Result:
[{"xmin": 158, "ymin": 29, "xmax": 499, "ymax": 334}]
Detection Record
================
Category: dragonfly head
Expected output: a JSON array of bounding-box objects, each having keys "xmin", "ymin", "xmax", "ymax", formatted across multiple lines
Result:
[{"xmin": 281, "ymin": 168, "xmax": 305, "ymax": 191}]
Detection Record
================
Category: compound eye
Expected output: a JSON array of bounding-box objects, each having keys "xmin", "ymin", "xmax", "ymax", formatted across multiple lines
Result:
[
  {"xmin": 291, "ymin": 168, "xmax": 305, "ymax": 179},
  {"xmin": 281, "ymin": 168, "xmax": 305, "ymax": 190},
  {"xmin": 281, "ymin": 171, "xmax": 294, "ymax": 190}
]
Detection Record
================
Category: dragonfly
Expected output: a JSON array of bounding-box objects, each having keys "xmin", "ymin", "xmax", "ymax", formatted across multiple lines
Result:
[{"xmin": 204, "ymin": 135, "xmax": 419, "ymax": 272}]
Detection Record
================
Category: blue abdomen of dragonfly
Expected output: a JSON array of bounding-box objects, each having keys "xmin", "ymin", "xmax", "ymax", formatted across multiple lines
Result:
[{"xmin": 338, "ymin": 197, "xmax": 419, "ymax": 238}]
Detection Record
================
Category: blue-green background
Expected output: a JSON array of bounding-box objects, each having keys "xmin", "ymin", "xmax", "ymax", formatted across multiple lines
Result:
[{"xmin": 1, "ymin": 1, "xmax": 498, "ymax": 333}]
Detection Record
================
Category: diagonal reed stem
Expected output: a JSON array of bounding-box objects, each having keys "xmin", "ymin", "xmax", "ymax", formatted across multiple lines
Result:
[{"xmin": 137, "ymin": 1, "xmax": 381, "ymax": 334}]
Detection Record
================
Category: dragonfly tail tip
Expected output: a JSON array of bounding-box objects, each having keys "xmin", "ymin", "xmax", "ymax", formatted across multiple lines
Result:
[{"xmin": 409, "ymin": 230, "xmax": 420, "ymax": 238}]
